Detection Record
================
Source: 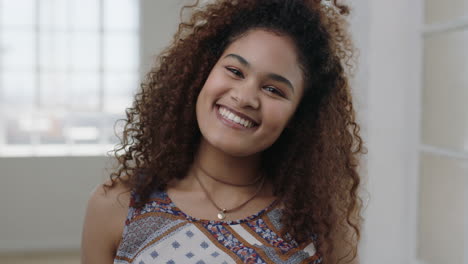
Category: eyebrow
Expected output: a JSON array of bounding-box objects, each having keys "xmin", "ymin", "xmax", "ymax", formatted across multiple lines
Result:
[{"xmin": 223, "ymin": 53, "xmax": 295, "ymax": 93}]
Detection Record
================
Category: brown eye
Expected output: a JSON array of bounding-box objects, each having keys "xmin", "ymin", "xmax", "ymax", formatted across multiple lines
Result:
[
  {"xmin": 263, "ymin": 86, "xmax": 285, "ymax": 97},
  {"xmin": 226, "ymin": 67, "xmax": 244, "ymax": 78}
]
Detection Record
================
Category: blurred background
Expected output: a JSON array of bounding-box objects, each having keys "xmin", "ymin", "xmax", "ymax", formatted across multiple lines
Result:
[{"xmin": 0, "ymin": 0, "xmax": 466, "ymax": 263}]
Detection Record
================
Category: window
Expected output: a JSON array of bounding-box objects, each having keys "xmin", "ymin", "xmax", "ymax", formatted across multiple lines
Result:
[
  {"xmin": 0, "ymin": 0, "xmax": 140, "ymax": 156},
  {"xmin": 418, "ymin": 0, "xmax": 468, "ymax": 263}
]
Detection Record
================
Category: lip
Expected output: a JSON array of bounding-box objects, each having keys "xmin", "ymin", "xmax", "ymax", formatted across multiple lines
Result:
[{"xmin": 215, "ymin": 105, "xmax": 259, "ymax": 131}]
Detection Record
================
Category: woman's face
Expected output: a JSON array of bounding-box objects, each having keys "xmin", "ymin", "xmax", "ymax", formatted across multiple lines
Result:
[{"xmin": 196, "ymin": 29, "xmax": 305, "ymax": 157}]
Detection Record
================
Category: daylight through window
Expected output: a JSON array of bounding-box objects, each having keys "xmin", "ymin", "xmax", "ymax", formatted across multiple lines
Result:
[{"xmin": 0, "ymin": 0, "xmax": 140, "ymax": 156}]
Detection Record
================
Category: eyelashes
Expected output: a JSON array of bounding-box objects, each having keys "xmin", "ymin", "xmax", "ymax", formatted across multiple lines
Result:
[
  {"xmin": 226, "ymin": 67, "xmax": 244, "ymax": 78},
  {"xmin": 224, "ymin": 66, "xmax": 286, "ymax": 98},
  {"xmin": 263, "ymin": 86, "xmax": 284, "ymax": 97}
]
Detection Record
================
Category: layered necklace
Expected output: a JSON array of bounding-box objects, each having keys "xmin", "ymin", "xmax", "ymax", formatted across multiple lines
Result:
[{"xmin": 194, "ymin": 164, "xmax": 265, "ymax": 220}]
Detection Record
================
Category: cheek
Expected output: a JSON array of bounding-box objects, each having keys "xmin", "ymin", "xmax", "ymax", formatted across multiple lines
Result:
[
  {"xmin": 196, "ymin": 76, "xmax": 220, "ymax": 110},
  {"xmin": 201, "ymin": 68, "xmax": 227, "ymax": 94},
  {"xmin": 264, "ymin": 105, "xmax": 295, "ymax": 132},
  {"xmin": 196, "ymin": 70, "xmax": 226, "ymax": 121}
]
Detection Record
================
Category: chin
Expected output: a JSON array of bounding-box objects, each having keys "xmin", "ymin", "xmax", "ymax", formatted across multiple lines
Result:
[
  {"xmin": 215, "ymin": 142, "xmax": 256, "ymax": 157},
  {"xmin": 208, "ymin": 137, "xmax": 269, "ymax": 158}
]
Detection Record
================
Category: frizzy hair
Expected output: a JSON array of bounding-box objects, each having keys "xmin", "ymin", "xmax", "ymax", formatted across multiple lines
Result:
[{"xmin": 107, "ymin": 0, "xmax": 364, "ymax": 263}]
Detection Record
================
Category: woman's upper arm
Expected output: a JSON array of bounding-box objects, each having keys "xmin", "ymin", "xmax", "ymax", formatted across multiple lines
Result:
[{"xmin": 81, "ymin": 182, "xmax": 130, "ymax": 264}]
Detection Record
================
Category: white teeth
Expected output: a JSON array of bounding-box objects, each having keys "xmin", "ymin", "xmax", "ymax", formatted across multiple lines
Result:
[{"xmin": 218, "ymin": 106, "xmax": 255, "ymax": 128}]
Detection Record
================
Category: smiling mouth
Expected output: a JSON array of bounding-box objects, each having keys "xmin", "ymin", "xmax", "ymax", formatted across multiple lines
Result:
[{"xmin": 215, "ymin": 105, "xmax": 259, "ymax": 129}]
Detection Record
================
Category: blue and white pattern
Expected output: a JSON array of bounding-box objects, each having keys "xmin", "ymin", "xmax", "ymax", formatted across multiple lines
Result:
[
  {"xmin": 132, "ymin": 224, "xmax": 235, "ymax": 264},
  {"xmin": 114, "ymin": 191, "xmax": 321, "ymax": 264}
]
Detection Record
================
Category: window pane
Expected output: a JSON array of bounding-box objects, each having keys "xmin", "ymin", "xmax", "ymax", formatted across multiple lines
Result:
[
  {"xmin": 70, "ymin": 0, "xmax": 99, "ymax": 31},
  {"xmin": 39, "ymin": 32, "xmax": 69, "ymax": 71},
  {"xmin": 2, "ymin": 30, "xmax": 35, "ymax": 70},
  {"xmin": 105, "ymin": 113, "xmax": 125, "ymax": 145},
  {"xmin": 422, "ymin": 30, "xmax": 468, "ymax": 153},
  {"xmin": 69, "ymin": 72, "xmax": 100, "ymax": 111},
  {"xmin": 1, "ymin": 0, "xmax": 35, "ymax": 28},
  {"xmin": 4, "ymin": 110, "xmax": 35, "ymax": 145},
  {"xmin": 2, "ymin": 71, "xmax": 35, "ymax": 106},
  {"xmin": 418, "ymin": 153, "xmax": 467, "ymax": 264},
  {"xmin": 66, "ymin": 112, "xmax": 101, "ymax": 144},
  {"xmin": 104, "ymin": 0, "xmax": 138, "ymax": 31},
  {"xmin": 38, "ymin": 110, "xmax": 66, "ymax": 144},
  {"xmin": 39, "ymin": 0, "xmax": 69, "ymax": 31},
  {"xmin": 425, "ymin": 0, "xmax": 468, "ymax": 24},
  {"xmin": 103, "ymin": 73, "xmax": 137, "ymax": 113},
  {"xmin": 70, "ymin": 32, "xmax": 99, "ymax": 71},
  {"xmin": 104, "ymin": 33, "xmax": 139, "ymax": 71},
  {"xmin": 40, "ymin": 71, "xmax": 68, "ymax": 107},
  {"xmin": 0, "ymin": 0, "xmax": 140, "ymax": 157}
]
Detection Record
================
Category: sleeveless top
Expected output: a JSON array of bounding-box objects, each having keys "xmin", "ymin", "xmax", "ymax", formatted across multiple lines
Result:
[{"xmin": 114, "ymin": 190, "xmax": 322, "ymax": 264}]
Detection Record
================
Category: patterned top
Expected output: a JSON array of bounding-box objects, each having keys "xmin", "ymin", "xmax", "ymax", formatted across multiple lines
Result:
[{"xmin": 114, "ymin": 190, "xmax": 321, "ymax": 264}]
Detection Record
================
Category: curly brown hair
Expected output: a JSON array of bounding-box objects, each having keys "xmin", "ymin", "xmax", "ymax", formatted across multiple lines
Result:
[{"xmin": 107, "ymin": 0, "xmax": 364, "ymax": 263}]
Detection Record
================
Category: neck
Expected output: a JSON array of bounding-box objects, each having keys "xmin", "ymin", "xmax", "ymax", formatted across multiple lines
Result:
[{"xmin": 193, "ymin": 139, "xmax": 263, "ymax": 187}]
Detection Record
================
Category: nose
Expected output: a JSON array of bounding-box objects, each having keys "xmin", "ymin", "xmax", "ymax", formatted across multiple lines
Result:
[{"xmin": 230, "ymin": 81, "xmax": 260, "ymax": 109}]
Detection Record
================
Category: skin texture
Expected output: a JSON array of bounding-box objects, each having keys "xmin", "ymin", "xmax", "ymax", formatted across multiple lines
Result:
[
  {"xmin": 81, "ymin": 180, "xmax": 129, "ymax": 264},
  {"xmin": 82, "ymin": 1, "xmax": 364, "ymax": 263},
  {"xmin": 196, "ymin": 30, "xmax": 304, "ymax": 158}
]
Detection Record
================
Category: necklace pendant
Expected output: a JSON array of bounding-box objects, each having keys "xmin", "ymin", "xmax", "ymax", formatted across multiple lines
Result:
[{"xmin": 217, "ymin": 209, "xmax": 226, "ymax": 220}]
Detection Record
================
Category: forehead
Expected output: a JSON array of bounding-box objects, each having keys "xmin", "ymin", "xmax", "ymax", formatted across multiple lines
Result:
[{"xmin": 221, "ymin": 30, "xmax": 304, "ymax": 89}]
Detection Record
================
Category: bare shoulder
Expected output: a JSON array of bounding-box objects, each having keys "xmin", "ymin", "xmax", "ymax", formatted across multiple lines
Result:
[
  {"xmin": 81, "ymin": 178, "xmax": 131, "ymax": 264},
  {"xmin": 89, "ymin": 178, "xmax": 132, "ymax": 214}
]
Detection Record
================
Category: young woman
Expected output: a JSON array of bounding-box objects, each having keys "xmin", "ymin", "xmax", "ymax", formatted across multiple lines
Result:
[{"xmin": 81, "ymin": 0, "xmax": 364, "ymax": 263}]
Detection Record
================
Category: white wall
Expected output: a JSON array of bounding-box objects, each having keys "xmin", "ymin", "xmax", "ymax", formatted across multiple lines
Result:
[
  {"xmin": 418, "ymin": 1, "xmax": 468, "ymax": 263},
  {"xmin": 0, "ymin": 156, "xmax": 109, "ymax": 251},
  {"xmin": 359, "ymin": 0, "xmax": 423, "ymax": 263},
  {"xmin": 139, "ymin": 0, "xmax": 190, "ymax": 75}
]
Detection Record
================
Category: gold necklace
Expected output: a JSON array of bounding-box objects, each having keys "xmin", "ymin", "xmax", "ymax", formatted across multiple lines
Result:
[{"xmin": 194, "ymin": 170, "xmax": 265, "ymax": 220}]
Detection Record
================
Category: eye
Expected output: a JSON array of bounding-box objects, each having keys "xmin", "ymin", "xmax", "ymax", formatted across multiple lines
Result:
[
  {"xmin": 263, "ymin": 86, "xmax": 285, "ymax": 97},
  {"xmin": 225, "ymin": 67, "xmax": 244, "ymax": 78}
]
